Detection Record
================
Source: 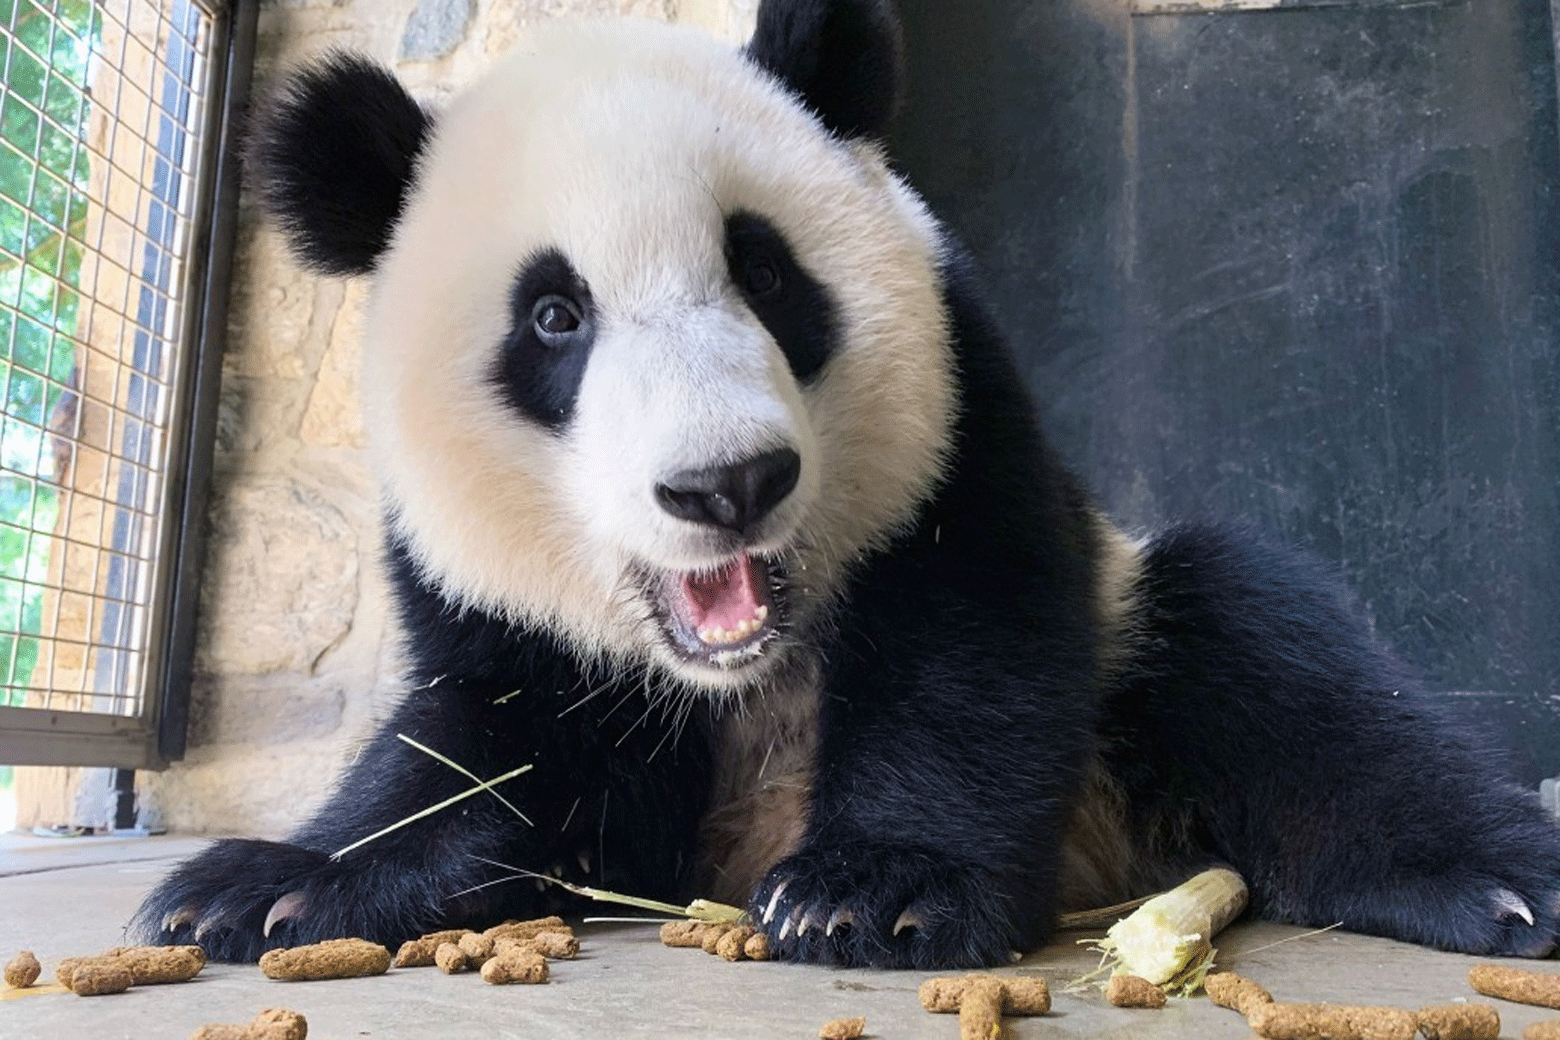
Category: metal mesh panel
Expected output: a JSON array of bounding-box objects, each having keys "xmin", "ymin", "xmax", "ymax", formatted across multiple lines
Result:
[{"xmin": 0, "ymin": 0, "xmax": 214, "ymax": 721}]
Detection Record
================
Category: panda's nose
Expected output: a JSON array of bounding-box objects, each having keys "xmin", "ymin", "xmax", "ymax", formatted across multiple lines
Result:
[{"xmin": 655, "ymin": 448, "xmax": 802, "ymax": 535}]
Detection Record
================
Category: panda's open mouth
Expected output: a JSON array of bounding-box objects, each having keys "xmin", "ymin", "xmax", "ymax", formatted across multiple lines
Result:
[{"xmin": 654, "ymin": 552, "xmax": 785, "ymax": 667}]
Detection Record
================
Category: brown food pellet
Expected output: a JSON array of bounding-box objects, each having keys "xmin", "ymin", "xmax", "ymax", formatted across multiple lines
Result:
[
  {"xmin": 920, "ymin": 975, "xmax": 977, "ymax": 1013},
  {"xmin": 258, "ymin": 938, "xmax": 391, "ymax": 981},
  {"xmin": 919, "ymin": 974, "xmax": 1051, "ymax": 1015},
  {"xmin": 658, "ymin": 923, "xmax": 702, "ymax": 948},
  {"xmin": 921, "ymin": 974, "xmax": 1051, "ymax": 1040},
  {"xmin": 1469, "ymin": 963, "xmax": 1560, "ymax": 1010},
  {"xmin": 957, "ymin": 976, "xmax": 1005, "ymax": 1040},
  {"xmin": 997, "ymin": 976, "xmax": 1051, "ymax": 1015},
  {"xmin": 479, "ymin": 947, "xmax": 548, "ymax": 985},
  {"xmin": 1107, "ymin": 974, "xmax": 1167, "ymax": 1009},
  {"xmin": 1417, "ymin": 1002, "xmax": 1499, "ymax": 1040},
  {"xmin": 483, "ymin": 916, "xmax": 569, "ymax": 942},
  {"xmin": 393, "ymin": 930, "xmax": 469, "ymax": 968},
  {"xmin": 818, "ymin": 1016, "xmax": 866, "ymax": 1040},
  {"xmin": 433, "ymin": 942, "xmax": 469, "ymax": 974},
  {"xmin": 189, "ymin": 1007, "xmax": 308, "ymax": 1040},
  {"xmin": 456, "ymin": 932, "xmax": 494, "ymax": 964},
  {"xmin": 494, "ymin": 931, "xmax": 579, "ymax": 960},
  {"xmin": 4, "ymin": 950, "xmax": 41, "ymax": 988},
  {"xmin": 700, "ymin": 923, "xmax": 733, "ymax": 954},
  {"xmin": 55, "ymin": 956, "xmax": 85, "ymax": 988},
  {"xmin": 1246, "ymin": 1001, "xmax": 1417, "ymax": 1040},
  {"xmin": 1523, "ymin": 1021, "xmax": 1560, "ymax": 1040},
  {"xmin": 715, "ymin": 925, "xmax": 756, "ymax": 961},
  {"xmin": 744, "ymin": 932, "xmax": 772, "ymax": 961},
  {"xmin": 68, "ymin": 960, "xmax": 134, "ymax": 996},
  {"xmin": 106, "ymin": 945, "xmax": 206, "ymax": 984},
  {"xmin": 659, "ymin": 920, "xmax": 705, "ymax": 947},
  {"xmin": 56, "ymin": 946, "xmax": 205, "ymax": 989},
  {"xmin": 1206, "ymin": 971, "xmax": 1274, "ymax": 1019}
]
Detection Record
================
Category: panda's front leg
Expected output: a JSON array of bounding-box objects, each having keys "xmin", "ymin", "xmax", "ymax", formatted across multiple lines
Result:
[
  {"xmin": 132, "ymin": 675, "xmax": 711, "ymax": 961},
  {"xmin": 750, "ymin": 602, "xmax": 1098, "ymax": 969}
]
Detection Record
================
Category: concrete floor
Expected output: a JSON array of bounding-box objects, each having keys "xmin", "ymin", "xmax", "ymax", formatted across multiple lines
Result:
[{"xmin": 3, "ymin": 833, "xmax": 1558, "ymax": 1039}]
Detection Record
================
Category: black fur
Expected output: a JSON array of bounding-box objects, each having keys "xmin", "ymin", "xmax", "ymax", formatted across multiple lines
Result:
[
  {"xmin": 745, "ymin": 0, "xmax": 902, "ymax": 139},
  {"xmin": 749, "ymin": 249, "xmax": 1110, "ymax": 966},
  {"xmin": 133, "ymin": 0, "xmax": 1560, "ymax": 968},
  {"xmin": 132, "ymin": 535, "xmax": 714, "ymax": 962},
  {"xmin": 247, "ymin": 52, "xmax": 431, "ymax": 275},
  {"xmin": 725, "ymin": 212, "xmax": 840, "ymax": 382},
  {"xmin": 1103, "ymin": 525, "xmax": 1560, "ymax": 958},
  {"xmin": 493, "ymin": 249, "xmax": 598, "ymax": 430}
]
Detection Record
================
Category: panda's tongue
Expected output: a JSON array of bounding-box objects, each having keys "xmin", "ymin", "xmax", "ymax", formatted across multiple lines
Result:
[{"xmin": 680, "ymin": 553, "xmax": 770, "ymax": 646}]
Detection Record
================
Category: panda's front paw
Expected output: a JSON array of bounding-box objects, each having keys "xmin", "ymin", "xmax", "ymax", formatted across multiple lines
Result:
[
  {"xmin": 131, "ymin": 838, "xmax": 429, "ymax": 962},
  {"xmin": 750, "ymin": 843, "xmax": 1033, "ymax": 969},
  {"xmin": 1425, "ymin": 870, "xmax": 1560, "ymax": 959}
]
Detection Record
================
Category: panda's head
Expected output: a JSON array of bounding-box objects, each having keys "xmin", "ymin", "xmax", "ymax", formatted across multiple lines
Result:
[{"xmin": 251, "ymin": 0, "xmax": 954, "ymax": 692}]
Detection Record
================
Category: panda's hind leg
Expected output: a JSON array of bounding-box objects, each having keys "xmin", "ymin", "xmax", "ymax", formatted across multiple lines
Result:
[{"xmin": 1100, "ymin": 523, "xmax": 1560, "ymax": 957}]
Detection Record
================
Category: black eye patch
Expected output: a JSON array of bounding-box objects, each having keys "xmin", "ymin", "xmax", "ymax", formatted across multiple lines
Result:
[
  {"xmin": 492, "ymin": 249, "xmax": 595, "ymax": 431},
  {"xmin": 724, "ymin": 212, "xmax": 838, "ymax": 382}
]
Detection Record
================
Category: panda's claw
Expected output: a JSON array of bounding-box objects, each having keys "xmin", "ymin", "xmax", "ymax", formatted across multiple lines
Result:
[
  {"xmin": 824, "ymin": 907, "xmax": 853, "ymax": 936},
  {"xmin": 762, "ymin": 880, "xmax": 788, "ymax": 925},
  {"xmin": 193, "ymin": 909, "xmax": 236, "ymax": 945},
  {"xmin": 264, "ymin": 890, "xmax": 308, "ymax": 937},
  {"xmin": 161, "ymin": 905, "xmax": 198, "ymax": 934},
  {"xmin": 892, "ymin": 908, "xmax": 923, "ymax": 936},
  {"xmin": 1491, "ymin": 887, "xmax": 1535, "ymax": 927},
  {"xmin": 796, "ymin": 906, "xmax": 828, "ymax": 937}
]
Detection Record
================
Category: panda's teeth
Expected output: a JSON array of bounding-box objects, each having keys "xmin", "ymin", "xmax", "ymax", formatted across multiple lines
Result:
[{"xmin": 696, "ymin": 606, "xmax": 770, "ymax": 646}]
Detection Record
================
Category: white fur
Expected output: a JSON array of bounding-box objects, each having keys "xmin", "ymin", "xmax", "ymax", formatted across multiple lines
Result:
[{"xmin": 361, "ymin": 18, "xmax": 955, "ymax": 688}]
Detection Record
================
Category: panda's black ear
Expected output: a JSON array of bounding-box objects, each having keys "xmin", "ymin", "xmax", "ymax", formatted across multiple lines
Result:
[
  {"xmin": 247, "ymin": 53, "xmax": 433, "ymax": 276},
  {"xmin": 745, "ymin": 0, "xmax": 903, "ymax": 140}
]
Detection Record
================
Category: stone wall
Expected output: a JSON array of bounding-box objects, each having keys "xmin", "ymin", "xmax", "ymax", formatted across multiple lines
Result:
[{"xmin": 23, "ymin": 0, "xmax": 754, "ymax": 837}]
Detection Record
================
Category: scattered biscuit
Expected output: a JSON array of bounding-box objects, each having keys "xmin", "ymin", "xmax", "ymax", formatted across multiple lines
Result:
[
  {"xmin": 743, "ymin": 932, "xmax": 772, "ymax": 961},
  {"xmin": 456, "ymin": 932, "xmax": 494, "ymax": 964},
  {"xmin": 818, "ymin": 1015, "xmax": 866, "ymax": 1040},
  {"xmin": 479, "ymin": 946, "xmax": 548, "ymax": 985},
  {"xmin": 1416, "ymin": 1002, "xmax": 1499, "ymax": 1040},
  {"xmin": 1469, "ymin": 964, "xmax": 1560, "ymax": 1010},
  {"xmin": 1246, "ymin": 1001, "xmax": 1416, "ymax": 1040},
  {"xmin": 1523, "ymin": 1021, "xmax": 1560, "ymax": 1040},
  {"xmin": 1106, "ymin": 974, "xmax": 1167, "ymax": 1009},
  {"xmin": 716, "ymin": 926, "xmax": 757, "ymax": 962},
  {"xmin": 394, "ymin": 930, "xmax": 468, "ymax": 968},
  {"xmin": 482, "ymin": 917, "xmax": 570, "ymax": 942},
  {"xmin": 4, "ymin": 950, "xmax": 40, "ymax": 989},
  {"xmin": 433, "ymin": 943, "xmax": 469, "ymax": 975},
  {"xmin": 700, "ymin": 924, "xmax": 733, "ymax": 955},
  {"xmin": 259, "ymin": 938, "xmax": 391, "ymax": 981},
  {"xmin": 1206, "ymin": 970, "xmax": 1274, "ymax": 1019},
  {"xmin": 66, "ymin": 960, "xmax": 133, "ymax": 996},
  {"xmin": 105, "ymin": 945, "xmax": 206, "ymax": 985},
  {"xmin": 494, "ymin": 932, "xmax": 578, "ymax": 960},
  {"xmin": 659, "ymin": 921, "xmax": 706, "ymax": 948},
  {"xmin": 189, "ymin": 1007, "xmax": 308, "ymax": 1040},
  {"xmin": 920, "ymin": 974, "xmax": 1050, "ymax": 1040}
]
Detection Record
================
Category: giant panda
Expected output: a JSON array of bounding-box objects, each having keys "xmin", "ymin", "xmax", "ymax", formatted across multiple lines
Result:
[{"xmin": 134, "ymin": 0, "xmax": 1560, "ymax": 969}]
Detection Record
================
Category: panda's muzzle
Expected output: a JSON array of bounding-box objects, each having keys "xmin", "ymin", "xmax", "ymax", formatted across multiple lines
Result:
[
  {"xmin": 647, "ymin": 448, "xmax": 798, "ymax": 666},
  {"xmin": 653, "ymin": 447, "xmax": 801, "ymax": 538}
]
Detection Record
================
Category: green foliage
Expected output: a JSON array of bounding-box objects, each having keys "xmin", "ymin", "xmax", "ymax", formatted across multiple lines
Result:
[{"xmin": 0, "ymin": 0, "xmax": 98, "ymax": 703}]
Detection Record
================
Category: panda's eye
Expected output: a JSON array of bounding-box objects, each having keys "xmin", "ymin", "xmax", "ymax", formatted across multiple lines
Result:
[
  {"xmin": 531, "ymin": 295, "xmax": 582, "ymax": 343},
  {"xmin": 744, "ymin": 260, "xmax": 781, "ymax": 297}
]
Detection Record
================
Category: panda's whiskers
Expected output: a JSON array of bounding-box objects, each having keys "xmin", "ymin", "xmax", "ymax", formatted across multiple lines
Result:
[{"xmin": 556, "ymin": 676, "xmax": 610, "ymax": 718}]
